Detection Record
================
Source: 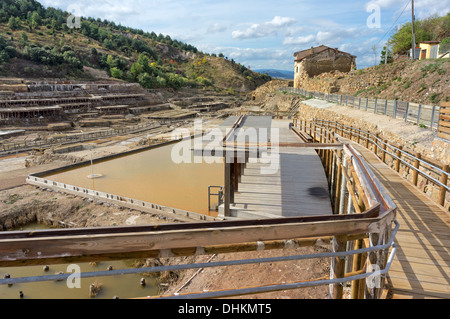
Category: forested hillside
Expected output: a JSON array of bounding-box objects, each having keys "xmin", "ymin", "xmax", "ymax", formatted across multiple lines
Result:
[{"xmin": 0, "ymin": 0, "xmax": 270, "ymax": 92}]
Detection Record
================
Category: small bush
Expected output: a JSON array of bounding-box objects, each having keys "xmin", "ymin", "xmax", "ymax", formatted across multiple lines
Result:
[
  {"xmin": 404, "ymin": 81, "xmax": 411, "ymax": 89},
  {"xmin": 430, "ymin": 93, "xmax": 439, "ymax": 104}
]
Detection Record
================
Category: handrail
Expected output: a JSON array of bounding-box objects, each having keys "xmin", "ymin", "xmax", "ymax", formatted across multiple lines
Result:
[
  {"xmin": 313, "ymin": 119, "xmax": 450, "ymax": 191},
  {"xmin": 0, "ymin": 222, "xmax": 400, "ymax": 301},
  {"xmin": 300, "ymin": 118, "xmax": 449, "ymax": 209},
  {"xmin": 317, "ymin": 120, "xmax": 449, "ymax": 177},
  {"xmin": 208, "ymin": 185, "xmax": 224, "ymax": 212},
  {"xmin": 222, "ymin": 114, "xmax": 246, "ymax": 143}
]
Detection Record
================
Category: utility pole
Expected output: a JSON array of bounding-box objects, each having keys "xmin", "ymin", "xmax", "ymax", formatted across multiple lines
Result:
[
  {"xmin": 385, "ymin": 40, "xmax": 389, "ymax": 64},
  {"xmin": 411, "ymin": 0, "xmax": 416, "ymax": 60}
]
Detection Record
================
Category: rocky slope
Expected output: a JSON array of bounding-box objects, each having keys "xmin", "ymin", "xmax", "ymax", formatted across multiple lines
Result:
[{"xmin": 298, "ymin": 59, "xmax": 449, "ymax": 105}]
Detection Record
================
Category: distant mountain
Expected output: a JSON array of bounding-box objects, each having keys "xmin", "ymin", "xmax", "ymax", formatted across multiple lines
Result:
[{"xmin": 254, "ymin": 69, "xmax": 294, "ymax": 80}]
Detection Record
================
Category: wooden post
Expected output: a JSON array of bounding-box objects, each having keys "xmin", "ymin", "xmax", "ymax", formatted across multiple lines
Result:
[
  {"xmin": 339, "ymin": 157, "xmax": 348, "ymax": 215},
  {"xmin": 330, "ymin": 235, "xmax": 348, "ymax": 299},
  {"xmin": 350, "ymin": 238, "xmax": 363, "ymax": 299},
  {"xmin": 224, "ymin": 161, "xmax": 231, "ymax": 217},
  {"xmin": 374, "ymin": 133, "xmax": 379, "ymax": 158},
  {"xmin": 327, "ymin": 131, "xmax": 333, "ymax": 177},
  {"xmin": 318, "ymin": 127, "xmax": 323, "ymax": 158},
  {"xmin": 334, "ymin": 151, "xmax": 343, "ymax": 214},
  {"xmin": 381, "ymin": 140, "xmax": 387, "ymax": 163},
  {"xmin": 330, "ymin": 152, "xmax": 336, "ymax": 198},
  {"xmin": 234, "ymin": 157, "xmax": 239, "ymax": 192},
  {"xmin": 439, "ymin": 165, "xmax": 449, "ymax": 207},
  {"xmin": 395, "ymin": 146, "xmax": 402, "ymax": 173},
  {"xmin": 365, "ymin": 132, "xmax": 369, "ymax": 149},
  {"xmin": 365, "ymin": 232, "xmax": 384, "ymax": 299},
  {"xmin": 328, "ymin": 148, "xmax": 333, "ymax": 185},
  {"xmin": 412, "ymin": 153, "xmax": 421, "ymax": 186},
  {"xmin": 313, "ymin": 122, "xmax": 317, "ymax": 142}
]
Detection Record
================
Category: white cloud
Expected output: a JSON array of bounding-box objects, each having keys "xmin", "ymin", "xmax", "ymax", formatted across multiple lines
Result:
[
  {"xmin": 232, "ymin": 16, "xmax": 297, "ymax": 40},
  {"xmin": 316, "ymin": 31, "xmax": 333, "ymax": 43},
  {"xmin": 364, "ymin": 0, "xmax": 398, "ymax": 10},
  {"xmin": 413, "ymin": 0, "xmax": 450, "ymax": 18},
  {"xmin": 283, "ymin": 35, "xmax": 315, "ymax": 45},
  {"xmin": 283, "ymin": 27, "xmax": 361, "ymax": 46},
  {"xmin": 207, "ymin": 23, "xmax": 227, "ymax": 33},
  {"xmin": 365, "ymin": 0, "xmax": 450, "ymax": 18}
]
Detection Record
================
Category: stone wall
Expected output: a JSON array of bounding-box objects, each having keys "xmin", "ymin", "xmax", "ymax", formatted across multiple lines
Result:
[
  {"xmin": 294, "ymin": 49, "xmax": 355, "ymax": 89},
  {"xmin": 293, "ymin": 59, "xmax": 450, "ymax": 105}
]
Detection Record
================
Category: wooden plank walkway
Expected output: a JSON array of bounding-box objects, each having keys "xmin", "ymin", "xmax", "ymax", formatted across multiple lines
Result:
[
  {"xmin": 348, "ymin": 140, "xmax": 450, "ymax": 299},
  {"xmin": 231, "ymin": 120, "xmax": 333, "ymax": 219}
]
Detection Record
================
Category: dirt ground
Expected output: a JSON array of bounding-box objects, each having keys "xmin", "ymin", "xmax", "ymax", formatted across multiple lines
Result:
[{"xmin": 162, "ymin": 246, "xmax": 332, "ymax": 299}]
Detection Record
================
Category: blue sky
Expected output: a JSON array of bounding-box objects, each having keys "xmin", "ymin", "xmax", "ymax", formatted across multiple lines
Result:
[{"xmin": 41, "ymin": 0, "xmax": 450, "ymax": 70}]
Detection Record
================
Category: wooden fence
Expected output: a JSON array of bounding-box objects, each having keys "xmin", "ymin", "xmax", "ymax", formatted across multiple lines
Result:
[
  {"xmin": 302, "ymin": 119, "xmax": 450, "ymax": 209},
  {"xmin": 438, "ymin": 102, "xmax": 450, "ymax": 141}
]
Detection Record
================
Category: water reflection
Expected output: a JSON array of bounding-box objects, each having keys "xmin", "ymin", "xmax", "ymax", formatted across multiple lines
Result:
[
  {"xmin": 45, "ymin": 141, "xmax": 224, "ymax": 216},
  {"xmin": 0, "ymin": 224, "xmax": 159, "ymax": 299}
]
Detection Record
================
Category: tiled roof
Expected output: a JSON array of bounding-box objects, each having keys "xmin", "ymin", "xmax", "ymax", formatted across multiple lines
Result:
[{"xmin": 294, "ymin": 45, "xmax": 355, "ymax": 61}]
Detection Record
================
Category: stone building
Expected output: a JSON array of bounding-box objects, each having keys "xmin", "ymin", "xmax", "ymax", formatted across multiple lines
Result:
[{"xmin": 293, "ymin": 45, "xmax": 356, "ymax": 88}]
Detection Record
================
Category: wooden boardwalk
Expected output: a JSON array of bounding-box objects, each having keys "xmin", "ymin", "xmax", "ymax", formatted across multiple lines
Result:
[
  {"xmin": 348, "ymin": 141, "xmax": 450, "ymax": 299},
  {"xmin": 230, "ymin": 120, "xmax": 333, "ymax": 219}
]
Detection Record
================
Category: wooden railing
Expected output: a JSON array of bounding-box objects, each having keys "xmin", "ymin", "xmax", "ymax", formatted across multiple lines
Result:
[
  {"xmin": 298, "ymin": 118, "xmax": 449, "ymax": 209},
  {"xmin": 0, "ymin": 121, "xmax": 161, "ymax": 154},
  {"xmin": 438, "ymin": 102, "xmax": 450, "ymax": 141}
]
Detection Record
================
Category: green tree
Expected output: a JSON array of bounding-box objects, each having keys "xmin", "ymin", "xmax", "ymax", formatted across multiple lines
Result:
[
  {"xmin": 0, "ymin": 51, "xmax": 10, "ymax": 64},
  {"xmin": 380, "ymin": 46, "xmax": 393, "ymax": 64},
  {"xmin": 156, "ymin": 75, "xmax": 167, "ymax": 87},
  {"xmin": 20, "ymin": 32, "xmax": 28, "ymax": 48},
  {"xmin": 8, "ymin": 16, "xmax": 18, "ymax": 30},
  {"xmin": 30, "ymin": 11, "xmax": 41, "ymax": 31},
  {"xmin": 138, "ymin": 72, "xmax": 156, "ymax": 88},
  {"xmin": 106, "ymin": 54, "xmax": 115, "ymax": 69},
  {"xmin": 0, "ymin": 9, "xmax": 9, "ymax": 23},
  {"xmin": 110, "ymin": 67, "xmax": 123, "ymax": 79},
  {"xmin": 130, "ymin": 62, "xmax": 143, "ymax": 79},
  {"xmin": 390, "ymin": 14, "xmax": 450, "ymax": 55}
]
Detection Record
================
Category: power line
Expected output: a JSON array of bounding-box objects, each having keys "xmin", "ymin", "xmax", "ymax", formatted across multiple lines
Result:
[
  {"xmin": 373, "ymin": 0, "xmax": 412, "ymax": 50},
  {"xmin": 359, "ymin": 0, "xmax": 412, "ymax": 59}
]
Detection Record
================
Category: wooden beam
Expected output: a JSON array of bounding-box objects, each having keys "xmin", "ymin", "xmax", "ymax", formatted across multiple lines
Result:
[
  {"xmin": 439, "ymin": 164, "xmax": 449, "ymax": 207},
  {"xmin": 222, "ymin": 142, "xmax": 344, "ymax": 149},
  {"xmin": 224, "ymin": 161, "xmax": 231, "ymax": 217},
  {"xmin": 0, "ymin": 207, "xmax": 389, "ymax": 267},
  {"xmin": 330, "ymin": 235, "xmax": 348, "ymax": 299}
]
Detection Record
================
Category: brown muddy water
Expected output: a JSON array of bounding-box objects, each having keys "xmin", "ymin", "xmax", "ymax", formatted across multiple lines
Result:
[
  {"xmin": 44, "ymin": 139, "xmax": 224, "ymax": 216},
  {"xmin": 0, "ymin": 140, "xmax": 224, "ymax": 299},
  {"xmin": 0, "ymin": 224, "xmax": 158, "ymax": 299}
]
